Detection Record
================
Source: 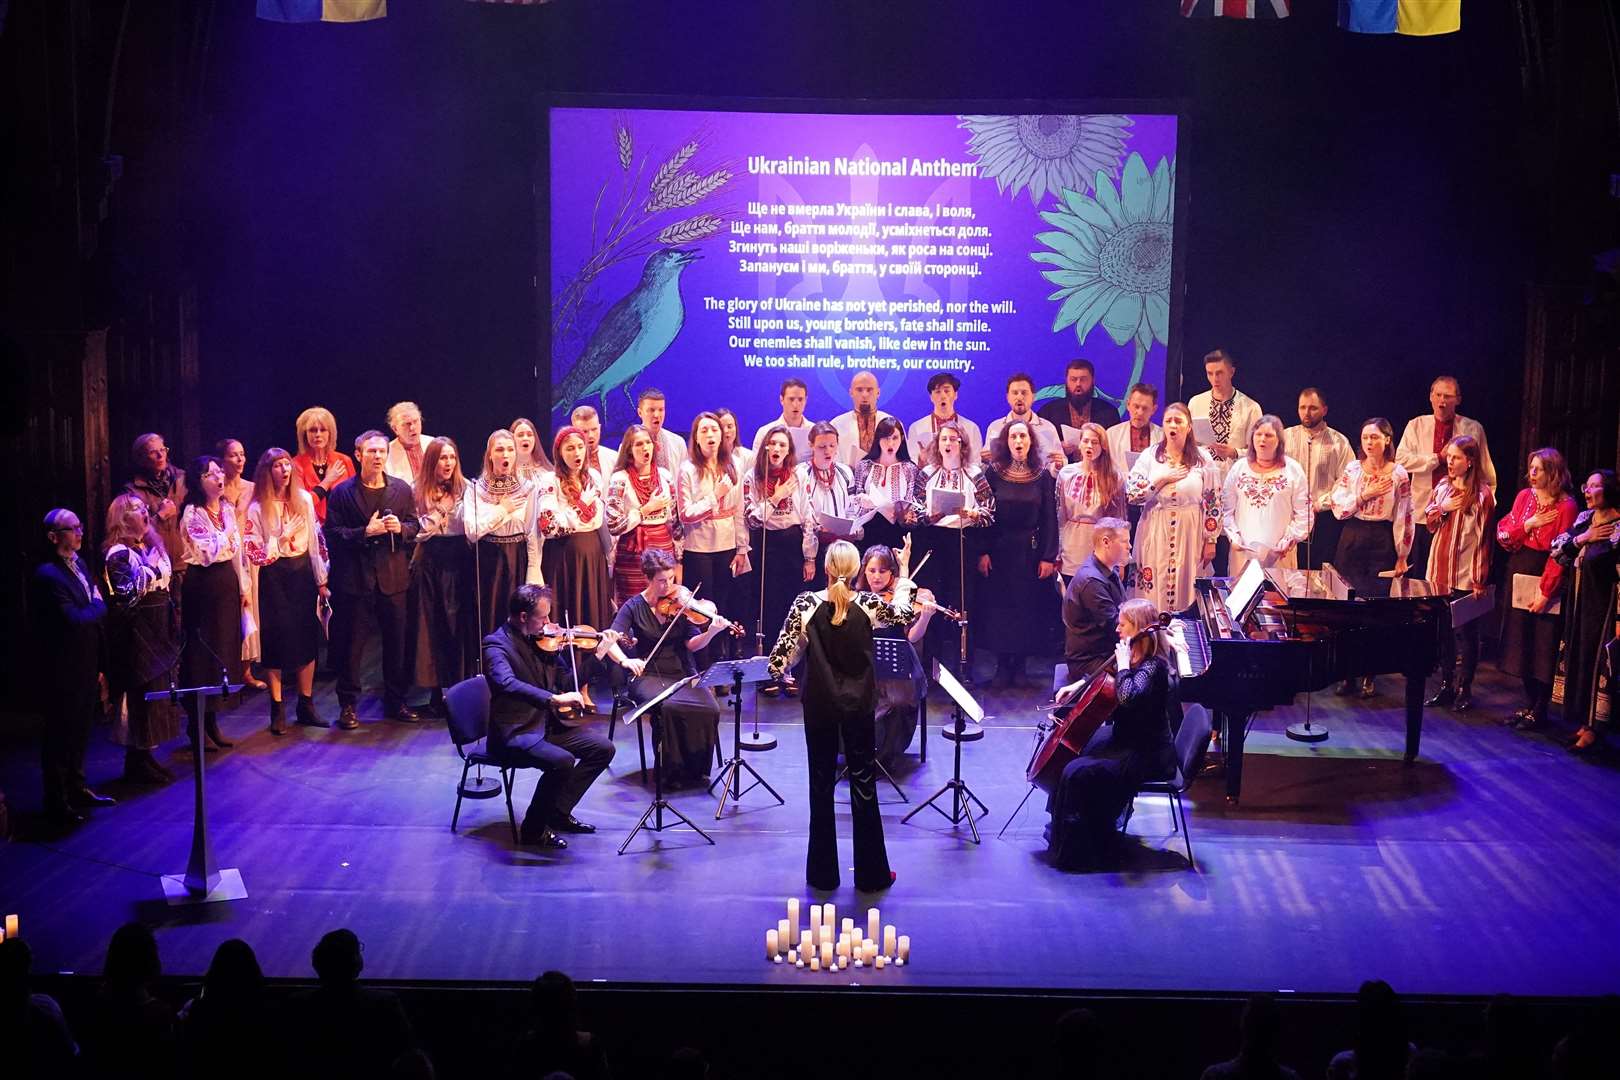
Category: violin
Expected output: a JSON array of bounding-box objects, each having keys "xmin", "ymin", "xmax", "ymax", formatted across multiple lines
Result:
[
  {"xmin": 531, "ymin": 624, "xmax": 634, "ymax": 653},
  {"xmin": 878, "ymin": 587, "xmax": 965, "ymax": 625},
  {"xmin": 653, "ymin": 587, "xmax": 745, "ymax": 637}
]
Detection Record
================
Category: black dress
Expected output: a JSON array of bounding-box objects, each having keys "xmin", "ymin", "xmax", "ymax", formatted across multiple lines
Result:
[
  {"xmin": 1553, "ymin": 510, "xmax": 1620, "ymax": 728},
  {"xmin": 410, "ymin": 535, "xmax": 475, "ymax": 689},
  {"xmin": 974, "ymin": 465, "xmax": 1060, "ymax": 659},
  {"xmin": 610, "ymin": 594, "xmax": 720, "ymax": 784},
  {"xmin": 104, "ymin": 545, "xmax": 181, "ymax": 748}
]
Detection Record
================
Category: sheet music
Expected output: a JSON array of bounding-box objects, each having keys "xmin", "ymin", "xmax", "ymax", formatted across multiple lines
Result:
[
  {"xmin": 1192, "ymin": 418, "xmax": 1217, "ymax": 445},
  {"xmin": 816, "ymin": 511, "xmax": 860, "ymax": 537},
  {"xmin": 928, "ymin": 488, "xmax": 966, "ymax": 518},
  {"xmin": 1512, "ymin": 573, "xmax": 1559, "ymax": 615}
]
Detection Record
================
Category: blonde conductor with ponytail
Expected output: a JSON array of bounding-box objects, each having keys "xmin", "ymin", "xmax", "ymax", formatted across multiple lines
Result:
[{"xmin": 767, "ymin": 537, "xmax": 919, "ymax": 891}]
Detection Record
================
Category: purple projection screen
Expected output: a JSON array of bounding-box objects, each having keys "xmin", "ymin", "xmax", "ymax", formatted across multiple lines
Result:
[{"xmin": 547, "ymin": 105, "xmax": 1181, "ymax": 441}]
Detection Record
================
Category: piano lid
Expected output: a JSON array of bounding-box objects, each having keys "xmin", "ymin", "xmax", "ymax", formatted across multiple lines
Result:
[{"xmin": 1263, "ymin": 564, "xmax": 1352, "ymax": 603}]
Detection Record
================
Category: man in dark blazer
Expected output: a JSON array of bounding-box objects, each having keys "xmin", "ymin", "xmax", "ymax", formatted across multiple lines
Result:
[
  {"xmin": 324, "ymin": 430, "xmax": 421, "ymax": 729},
  {"xmin": 1061, "ymin": 517, "xmax": 1130, "ymax": 673},
  {"xmin": 29, "ymin": 509, "xmax": 113, "ymax": 824},
  {"xmin": 483, "ymin": 585, "xmax": 616, "ymax": 849},
  {"xmin": 1037, "ymin": 359, "xmax": 1126, "ymax": 462}
]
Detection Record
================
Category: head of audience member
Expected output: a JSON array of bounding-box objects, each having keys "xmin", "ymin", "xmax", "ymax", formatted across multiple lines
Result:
[
  {"xmin": 1005, "ymin": 372, "xmax": 1036, "ymax": 418},
  {"xmin": 779, "ymin": 378, "xmax": 809, "ymax": 424},
  {"xmin": 1297, "ymin": 388, "xmax": 1328, "ymax": 432},
  {"xmin": 714, "ymin": 407, "xmax": 742, "ymax": 456},
  {"xmin": 44, "ymin": 508, "xmax": 84, "ymax": 560},
  {"xmin": 1117, "ymin": 597, "xmax": 1170, "ymax": 667},
  {"xmin": 552, "ymin": 427, "xmax": 591, "ymax": 489},
  {"xmin": 755, "ymin": 427, "xmax": 796, "ymax": 482},
  {"xmin": 416, "ymin": 438, "xmax": 465, "ymax": 512},
  {"xmin": 103, "ymin": 493, "xmax": 160, "ymax": 554},
  {"xmin": 130, "ymin": 432, "xmax": 172, "ymax": 481},
  {"xmin": 386, "ymin": 402, "xmax": 424, "ymax": 449},
  {"xmin": 990, "ymin": 419, "xmax": 1035, "ymax": 470},
  {"xmin": 251, "ymin": 447, "xmax": 300, "ymax": 506},
  {"xmin": 688, "ymin": 412, "xmax": 732, "ymax": 479},
  {"xmin": 640, "ymin": 548, "xmax": 680, "ymax": 603},
  {"xmin": 1092, "ymin": 517, "xmax": 1130, "ymax": 572},
  {"xmin": 1, "ymin": 935, "xmax": 35, "ymax": 1009},
  {"xmin": 637, "ymin": 388, "xmax": 668, "ymax": 436},
  {"xmin": 926, "ymin": 421, "xmax": 968, "ymax": 471},
  {"xmin": 1247, "ymin": 414, "xmax": 1286, "ymax": 466},
  {"xmin": 1203, "ymin": 349, "xmax": 1236, "ymax": 397},
  {"xmin": 1526, "ymin": 447, "xmax": 1569, "ymax": 496},
  {"xmin": 482, "ymin": 429, "xmax": 518, "ymax": 481},
  {"xmin": 1351, "ymin": 979, "xmax": 1409, "ymax": 1079},
  {"xmin": 849, "ymin": 371, "xmax": 880, "ymax": 415},
  {"xmin": 1157, "ymin": 402, "xmax": 1201, "ymax": 463},
  {"xmin": 104, "ymin": 921, "xmax": 162, "ymax": 993},
  {"xmin": 823, "ymin": 539, "xmax": 861, "ymax": 625},
  {"xmin": 216, "ymin": 438, "xmax": 248, "ymax": 482},
  {"xmin": 808, "ymin": 422, "xmax": 840, "ymax": 470},
  {"xmin": 864, "ymin": 416, "xmax": 910, "ymax": 464},
  {"xmin": 510, "ymin": 418, "xmax": 553, "ymax": 471},
  {"xmin": 355, "ymin": 430, "xmax": 391, "ymax": 484},
  {"xmin": 1125, "ymin": 382, "xmax": 1158, "ymax": 430},
  {"xmin": 927, "ymin": 372, "xmax": 961, "ymax": 418},
  {"xmin": 1065, "ymin": 359, "xmax": 1098, "ymax": 408},
  {"xmin": 1236, "ymin": 993, "xmax": 1285, "ymax": 1067},
  {"xmin": 295, "ymin": 407, "xmax": 339, "ymax": 460},
  {"xmin": 1358, "ymin": 418, "xmax": 1395, "ymax": 464},
  {"xmin": 525, "ymin": 970, "xmax": 581, "ymax": 1041},
  {"xmin": 616, "ymin": 424, "xmax": 657, "ymax": 477},
  {"xmin": 1443, "ymin": 434, "xmax": 1482, "ymax": 494},
  {"xmin": 1429, "ymin": 376, "xmax": 1461, "ymax": 423},
  {"xmin": 857, "ymin": 545, "xmax": 899, "ymax": 593},
  {"xmin": 569, "ymin": 405, "xmax": 602, "ymax": 454},
  {"xmin": 201, "ymin": 938, "xmax": 265, "ymax": 1010},
  {"xmin": 662, "ymin": 1047, "xmax": 710, "ymax": 1080},
  {"xmin": 184, "ymin": 455, "xmax": 226, "ymax": 509},
  {"xmin": 1580, "ymin": 469, "xmax": 1620, "ymax": 512},
  {"xmin": 1052, "ymin": 1006, "xmax": 1103, "ymax": 1080},
  {"xmin": 509, "ymin": 584, "xmax": 555, "ymax": 635},
  {"xmin": 311, "ymin": 928, "xmax": 364, "ymax": 989}
]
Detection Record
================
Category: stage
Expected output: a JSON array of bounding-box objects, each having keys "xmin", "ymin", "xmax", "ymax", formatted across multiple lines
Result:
[{"xmin": 2, "ymin": 665, "xmax": 1617, "ymax": 999}]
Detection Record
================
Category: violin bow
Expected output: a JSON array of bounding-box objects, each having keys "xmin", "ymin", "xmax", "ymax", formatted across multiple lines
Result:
[
  {"xmin": 563, "ymin": 612, "xmax": 583, "ymax": 700},
  {"xmin": 639, "ymin": 582, "xmax": 702, "ymax": 674}
]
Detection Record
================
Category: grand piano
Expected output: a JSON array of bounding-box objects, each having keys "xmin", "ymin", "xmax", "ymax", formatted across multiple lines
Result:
[{"xmin": 1173, "ymin": 561, "xmax": 1452, "ymax": 802}]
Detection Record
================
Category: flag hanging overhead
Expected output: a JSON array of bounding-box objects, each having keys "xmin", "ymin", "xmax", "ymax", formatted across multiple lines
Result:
[
  {"xmin": 257, "ymin": 0, "xmax": 387, "ymax": 22},
  {"xmin": 1181, "ymin": 0, "xmax": 1292, "ymax": 17},
  {"xmin": 1338, "ymin": 0, "xmax": 1461, "ymax": 35}
]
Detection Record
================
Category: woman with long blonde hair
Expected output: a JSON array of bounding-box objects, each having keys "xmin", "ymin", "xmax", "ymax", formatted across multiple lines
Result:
[
  {"xmin": 767, "ymin": 538, "xmax": 919, "ymax": 892},
  {"xmin": 1126, "ymin": 402, "xmax": 1220, "ymax": 613},
  {"xmin": 290, "ymin": 406, "xmax": 355, "ymax": 524},
  {"xmin": 102, "ymin": 493, "xmax": 182, "ymax": 784},
  {"xmin": 1422, "ymin": 434, "xmax": 1496, "ymax": 711},
  {"xmin": 1056, "ymin": 422, "xmax": 1126, "ymax": 576},
  {"xmin": 245, "ymin": 447, "xmax": 328, "ymax": 733},
  {"xmin": 461, "ymin": 428, "xmax": 543, "ymax": 638}
]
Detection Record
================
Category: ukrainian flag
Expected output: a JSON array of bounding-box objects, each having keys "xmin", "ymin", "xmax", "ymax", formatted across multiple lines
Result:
[
  {"xmin": 257, "ymin": 0, "xmax": 387, "ymax": 22},
  {"xmin": 1339, "ymin": 0, "xmax": 1461, "ymax": 36}
]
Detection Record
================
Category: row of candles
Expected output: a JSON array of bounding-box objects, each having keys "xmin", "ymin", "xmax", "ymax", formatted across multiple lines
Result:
[{"xmin": 764, "ymin": 898, "xmax": 911, "ymax": 972}]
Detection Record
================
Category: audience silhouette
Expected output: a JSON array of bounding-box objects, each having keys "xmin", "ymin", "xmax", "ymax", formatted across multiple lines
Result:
[
  {"xmin": 283, "ymin": 928, "xmax": 415, "ymax": 1080},
  {"xmin": 1199, "ymin": 993, "xmax": 1301, "ymax": 1080},
  {"xmin": 80, "ymin": 921, "xmax": 177, "ymax": 1077},
  {"xmin": 508, "ymin": 970, "xmax": 611, "ymax": 1080},
  {"xmin": 1327, "ymin": 980, "xmax": 1412, "ymax": 1080},
  {"xmin": 178, "ymin": 938, "xmax": 269, "ymax": 1079},
  {"xmin": 0, "ymin": 936, "xmax": 77, "ymax": 1078}
]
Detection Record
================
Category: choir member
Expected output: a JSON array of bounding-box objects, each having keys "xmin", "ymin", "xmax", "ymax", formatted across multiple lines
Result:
[
  {"xmin": 907, "ymin": 372, "xmax": 983, "ymax": 465},
  {"xmin": 1038, "ymin": 359, "xmax": 1124, "ymax": 460},
  {"xmin": 1283, "ymin": 388, "xmax": 1355, "ymax": 569},
  {"xmin": 678, "ymin": 412, "xmax": 750, "ymax": 671},
  {"xmin": 176, "ymin": 456, "xmax": 252, "ymax": 751},
  {"xmin": 635, "ymin": 387, "xmax": 688, "ymax": 475},
  {"xmin": 768, "ymin": 538, "xmax": 917, "ymax": 891},
  {"xmin": 1126, "ymin": 403, "xmax": 1219, "ymax": 615},
  {"xmin": 1550, "ymin": 469, "xmax": 1619, "ymax": 754},
  {"xmin": 383, "ymin": 401, "xmax": 440, "ymax": 486},
  {"xmin": 715, "ymin": 406, "xmax": 753, "ymax": 475},
  {"xmin": 569, "ymin": 404, "xmax": 620, "ymax": 479},
  {"xmin": 409, "ymin": 438, "xmax": 474, "ymax": 718},
  {"xmin": 983, "ymin": 372, "xmax": 1065, "ymax": 473},
  {"xmin": 292, "ymin": 406, "xmax": 357, "ymax": 525},
  {"xmin": 510, "ymin": 418, "xmax": 555, "ymax": 486},
  {"xmin": 102, "ymin": 494, "xmax": 180, "ymax": 784},
  {"xmin": 1495, "ymin": 449, "xmax": 1578, "ymax": 730},
  {"xmin": 829, "ymin": 371, "xmax": 894, "ymax": 467},
  {"xmin": 851, "ymin": 416, "xmax": 923, "ymax": 555},
  {"xmin": 606, "ymin": 424, "xmax": 682, "ymax": 605},
  {"xmin": 245, "ymin": 448, "xmax": 329, "ymax": 733},
  {"xmin": 750, "ymin": 377, "xmax": 816, "ymax": 460},
  {"xmin": 1422, "ymin": 434, "xmax": 1496, "ymax": 712},
  {"xmin": 1397, "ymin": 375, "xmax": 1497, "ymax": 577},
  {"xmin": 1106, "ymin": 382, "xmax": 1162, "ymax": 467},
  {"xmin": 857, "ymin": 544, "xmax": 934, "ymax": 764},
  {"xmin": 610, "ymin": 548, "xmax": 728, "ymax": 788},
  {"xmin": 1062, "ymin": 518, "xmax": 1131, "ymax": 672},
  {"xmin": 217, "ymin": 438, "xmax": 264, "ymax": 689},
  {"xmin": 462, "ymin": 429, "xmax": 544, "ymax": 639},
  {"xmin": 799, "ymin": 422, "xmax": 863, "ymax": 587},
  {"xmin": 1329, "ymin": 418, "xmax": 1414, "ymax": 696},
  {"xmin": 916, "ymin": 420, "xmax": 994, "ymax": 676},
  {"xmin": 538, "ymin": 426, "xmax": 614, "ymax": 665},
  {"xmin": 1190, "ymin": 349, "xmax": 1263, "ymax": 573},
  {"xmin": 325, "ymin": 431, "xmax": 421, "ymax": 729},
  {"xmin": 976, "ymin": 419, "xmax": 1060, "ymax": 687},
  {"xmin": 1220, "ymin": 414, "xmax": 1311, "ymax": 579},
  {"xmin": 1056, "ymin": 422, "xmax": 1127, "ymax": 576},
  {"xmin": 743, "ymin": 426, "xmax": 805, "ymax": 695},
  {"xmin": 1047, "ymin": 598, "xmax": 1178, "ymax": 871},
  {"xmin": 30, "ymin": 509, "xmax": 111, "ymax": 824},
  {"xmin": 125, "ymin": 433, "xmax": 188, "ymax": 568}
]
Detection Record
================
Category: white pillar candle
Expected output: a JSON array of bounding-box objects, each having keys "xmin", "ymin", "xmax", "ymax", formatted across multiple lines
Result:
[
  {"xmin": 865, "ymin": 942, "xmax": 879, "ymax": 965},
  {"xmin": 787, "ymin": 898, "xmax": 800, "ymax": 939},
  {"xmin": 767, "ymin": 929, "xmax": 779, "ymax": 959},
  {"xmin": 841, "ymin": 917, "xmax": 854, "ymax": 936},
  {"xmin": 821, "ymin": 925, "xmax": 833, "ymax": 947},
  {"xmin": 868, "ymin": 908, "xmax": 880, "ymax": 942},
  {"xmin": 883, "ymin": 925, "xmax": 896, "ymax": 958},
  {"xmin": 824, "ymin": 904, "xmax": 835, "ymax": 934},
  {"xmin": 898, "ymin": 935, "xmax": 910, "ymax": 962},
  {"xmin": 778, "ymin": 919, "xmax": 791, "ymax": 950},
  {"xmin": 809, "ymin": 904, "xmax": 821, "ymax": 936},
  {"xmin": 810, "ymin": 956, "xmax": 820, "ymax": 971},
  {"xmin": 800, "ymin": 930, "xmax": 812, "ymax": 956},
  {"xmin": 875, "ymin": 954, "xmax": 886, "ymax": 970},
  {"xmin": 820, "ymin": 941, "xmax": 833, "ymax": 968},
  {"xmin": 787, "ymin": 948, "xmax": 797, "ymax": 964}
]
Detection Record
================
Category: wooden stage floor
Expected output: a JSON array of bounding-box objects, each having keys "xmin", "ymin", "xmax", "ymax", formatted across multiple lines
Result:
[{"xmin": 2, "ymin": 664, "xmax": 1617, "ymax": 997}]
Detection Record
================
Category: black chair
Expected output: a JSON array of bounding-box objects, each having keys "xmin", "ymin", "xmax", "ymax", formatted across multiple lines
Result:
[
  {"xmin": 1132, "ymin": 704, "xmax": 1212, "ymax": 871},
  {"xmin": 606, "ymin": 684, "xmax": 649, "ymax": 783},
  {"xmin": 445, "ymin": 675, "xmax": 530, "ymax": 844}
]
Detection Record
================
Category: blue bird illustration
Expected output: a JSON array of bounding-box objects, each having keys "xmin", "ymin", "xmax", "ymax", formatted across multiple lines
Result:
[{"xmin": 554, "ymin": 247, "xmax": 702, "ymax": 414}]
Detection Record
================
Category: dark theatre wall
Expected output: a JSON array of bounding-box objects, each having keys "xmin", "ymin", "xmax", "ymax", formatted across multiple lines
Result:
[{"xmin": 194, "ymin": 1, "xmax": 1529, "ymax": 484}]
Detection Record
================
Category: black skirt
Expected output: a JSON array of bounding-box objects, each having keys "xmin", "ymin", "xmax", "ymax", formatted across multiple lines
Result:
[
  {"xmin": 1335, "ymin": 517, "xmax": 1398, "ymax": 600},
  {"xmin": 259, "ymin": 553, "xmax": 320, "ymax": 670},
  {"xmin": 411, "ymin": 536, "xmax": 474, "ymax": 687},
  {"xmin": 542, "ymin": 531, "xmax": 613, "ymax": 630},
  {"xmin": 180, "ymin": 560, "xmax": 245, "ymax": 688},
  {"xmin": 974, "ymin": 525, "xmax": 1060, "ymax": 657},
  {"xmin": 475, "ymin": 537, "xmax": 528, "ymax": 638},
  {"xmin": 1497, "ymin": 545, "xmax": 1561, "ymax": 683}
]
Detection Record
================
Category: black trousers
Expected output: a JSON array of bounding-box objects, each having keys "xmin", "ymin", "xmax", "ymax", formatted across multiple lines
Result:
[
  {"xmin": 682, "ymin": 547, "xmax": 738, "ymax": 668},
  {"xmin": 804, "ymin": 703, "xmax": 890, "ymax": 891},
  {"xmin": 503, "ymin": 722, "xmax": 615, "ymax": 834},
  {"xmin": 331, "ymin": 587, "xmax": 410, "ymax": 711},
  {"xmin": 1445, "ymin": 589, "xmax": 1482, "ymax": 690},
  {"xmin": 42, "ymin": 696, "xmax": 97, "ymax": 812}
]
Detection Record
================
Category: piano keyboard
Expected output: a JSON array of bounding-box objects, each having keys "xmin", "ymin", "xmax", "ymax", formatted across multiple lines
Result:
[{"xmin": 1171, "ymin": 617, "xmax": 1211, "ymax": 679}]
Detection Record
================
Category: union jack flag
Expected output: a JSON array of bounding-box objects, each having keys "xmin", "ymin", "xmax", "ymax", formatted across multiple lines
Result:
[{"xmin": 1181, "ymin": 0, "xmax": 1292, "ymax": 16}]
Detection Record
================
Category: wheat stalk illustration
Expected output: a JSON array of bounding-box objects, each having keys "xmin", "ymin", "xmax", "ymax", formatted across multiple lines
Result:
[
  {"xmin": 615, "ymin": 123, "xmax": 633, "ymax": 171},
  {"xmin": 645, "ymin": 169, "xmax": 732, "ymax": 213},
  {"xmin": 656, "ymin": 214, "xmax": 723, "ymax": 245},
  {"xmin": 650, "ymin": 142, "xmax": 698, "ymax": 194}
]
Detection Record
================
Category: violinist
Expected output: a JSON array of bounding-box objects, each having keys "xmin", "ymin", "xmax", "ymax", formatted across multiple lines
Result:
[
  {"xmin": 856, "ymin": 545, "xmax": 935, "ymax": 766},
  {"xmin": 1046, "ymin": 598, "xmax": 1178, "ymax": 871},
  {"xmin": 483, "ymin": 585, "xmax": 622, "ymax": 850},
  {"xmin": 609, "ymin": 548, "xmax": 730, "ymax": 789},
  {"xmin": 1062, "ymin": 517, "xmax": 1131, "ymax": 675}
]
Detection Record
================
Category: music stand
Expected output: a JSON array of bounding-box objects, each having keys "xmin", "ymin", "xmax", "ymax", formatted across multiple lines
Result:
[
  {"xmin": 149, "ymin": 672, "xmax": 247, "ymax": 905},
  {"xmin": 902, "ymin": 659, "xmax": 988, "ymax": 843},
  {"xmin": 702, "ymin": 656, "xmax": 784, "ymax": 819},
  {"xmin": 618, "ymin": 674, "xmax": 716, "ymax": 854},
  {"xmin": 842, "ymin": 636, "xmax": 924, "ymax": 802}
]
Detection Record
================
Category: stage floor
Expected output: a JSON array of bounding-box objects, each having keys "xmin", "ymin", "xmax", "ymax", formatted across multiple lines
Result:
[{"xmin": 2, "ymin": 665, "xmax": 1617, "ymax": 997}]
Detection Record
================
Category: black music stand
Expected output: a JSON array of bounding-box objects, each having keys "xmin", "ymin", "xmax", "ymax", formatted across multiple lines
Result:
[
  {"xmin": 150, "ymin": 671, "xmax": 246, "ymax": 905},
  {"xmin": 902, "ymin": 659, "xmax": 988, "ymax": 843},
  {"xmin": 843, "ymin": 636, "xmax": 924, "ymax": 802},
  {"xmin": 704, "ymin": 656, "xmax": 784, "ymax": 818},
  {"xmin": 618, "ymin": 675, "xmax": 716, "ymax": 854}
]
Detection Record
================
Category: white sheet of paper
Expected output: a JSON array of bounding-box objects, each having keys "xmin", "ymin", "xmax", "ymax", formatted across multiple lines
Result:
[
  {"xmin": 817, "ymin": 512, "xmax": 860, "ymax": 537},
  {"xmin": 1192, "ymin": 418, "xmax": 1217, "ymax": 444},
  {"xmin": 1060, "ymin": 424, "xmax": 1082, "ymax": 449},
  {"xmin": 928, "ymin": 488, "xmax": 966, "ymax": 518},
  {"xmin": 1512, "ymin": 573, "xmax": 1559, "ymax": 615},
  {"xmin": 1125, "ymin": 450, "xmax": 1142, "ymax": 470}
]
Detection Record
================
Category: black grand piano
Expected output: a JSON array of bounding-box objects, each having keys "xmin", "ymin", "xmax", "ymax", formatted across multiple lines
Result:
[{"xmin": 1173, "ymin": 561, "xmax": 1452, "ymax": 802}]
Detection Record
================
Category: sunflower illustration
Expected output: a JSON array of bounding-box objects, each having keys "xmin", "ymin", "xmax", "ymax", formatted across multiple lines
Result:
[
  {"xmin": 957, "ymin": 114, "xmax": 1132, "ymax": 205},
  {"xmin": 1031, "ymin": 151, "xmax": 1175, "ymax": 387}
]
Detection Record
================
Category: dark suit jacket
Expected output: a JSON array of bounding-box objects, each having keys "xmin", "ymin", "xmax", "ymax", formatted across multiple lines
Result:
[
  {"xmin": 30, "ymin": 555, "xmax": 108, "ymax": 706},
  {"xmin": 324, "ymin": 476, "xmax": 420, "ymax": 596},
  {"xmin": 482, "ymin": 622, "xmax": 572, "ymax": 752},
  {"xmin": 1037, "ymin": 395, "xmax": 1125, "ymax": 445},
  {"xmin": 1064, "ymin": 554, "xmax": 1125, "ymax": 666}
]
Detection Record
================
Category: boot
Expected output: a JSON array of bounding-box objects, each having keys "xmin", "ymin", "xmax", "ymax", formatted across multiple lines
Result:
[
  {"xmin": 269, "ymin": 698, "xmax": 287, "ymax": 736},
  {"xmin": 204, "ymin": 711, "xmax": 235, "ymax": 748},
  {"xmin": 296, "ymin": 694, "xmax": 328, "ymax": 728},
  {"xmin": 1424, "ymin": 680, "xmax": 1456, "ymax": 709},
  {"xmin": 1451, "ymin": 680, "xmax": 1473, "ymax": 712}
]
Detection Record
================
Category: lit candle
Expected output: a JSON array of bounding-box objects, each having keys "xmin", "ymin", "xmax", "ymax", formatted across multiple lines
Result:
[
  {"xmin": 800, "ymin": 930, "xmax": 812, "ymax": 956},
  {"xmin": 767, "ymin": 929, "xmax": 779, "ymax": 960},
  {"xmin": 824, "ymin": 903, "xmax": 835, "ymax": 934},
  {"xmin": 875, "ymin": 954, "xmax": 886, "ymax": 970},
  {"xmin": 841, "ymin": 917, "xmax": 854, "ymax": 936},
  {"xmin": 796, "ymin": 959, "xmax": 805, "ymax": 969},
  {"xmin": 778, "ymin": 919, "xmax": 791, "ymax": 950},
  {"xmin": 3, "ymin": 915, "xmax": 16, "ymax": 939},
  {"xmin": 773, "ymin": 954, "xmax": 783, "ymax": 964},
  {"xmin": 854, "ymin": 957, "xmax": 864, "ymax": 968},
  {"xmin": 865, "ymin": 942, "xmax": 878, "ymax": 965},
  {"xmin": 896, "ymin": 958, "xmax": 905, "ymax": 967},
  {"xmin": 820, "ymin": 941, "xmax": 833, "ymax": 968},
  {"xmin": 883, "ymin": 925, "xmax": 896, "ymax": 958},
  {"xmin": 868, "ymin": 908, "xmax": 880, "ymax": 942},
  {"xmin": 810, "ymin": 956, "xmax": 820, "ymax": 972},
  {"xmin": 809, "ymin": 904, "xmax": 821, "ymax": 936},
  {"xmin": 821, "ymin": 925, "xmax": 833, "ymax": 947},
  {"xmin": 898, "ymin": 935, "xmax": 910, "ymax": 963},
  {"xmin": 788, "ymin": 948, "xmax": 797, "ymax": 964},
  {"xmin": 787, "ymin": 898, "xmax": 800, "ymax": 940}
]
